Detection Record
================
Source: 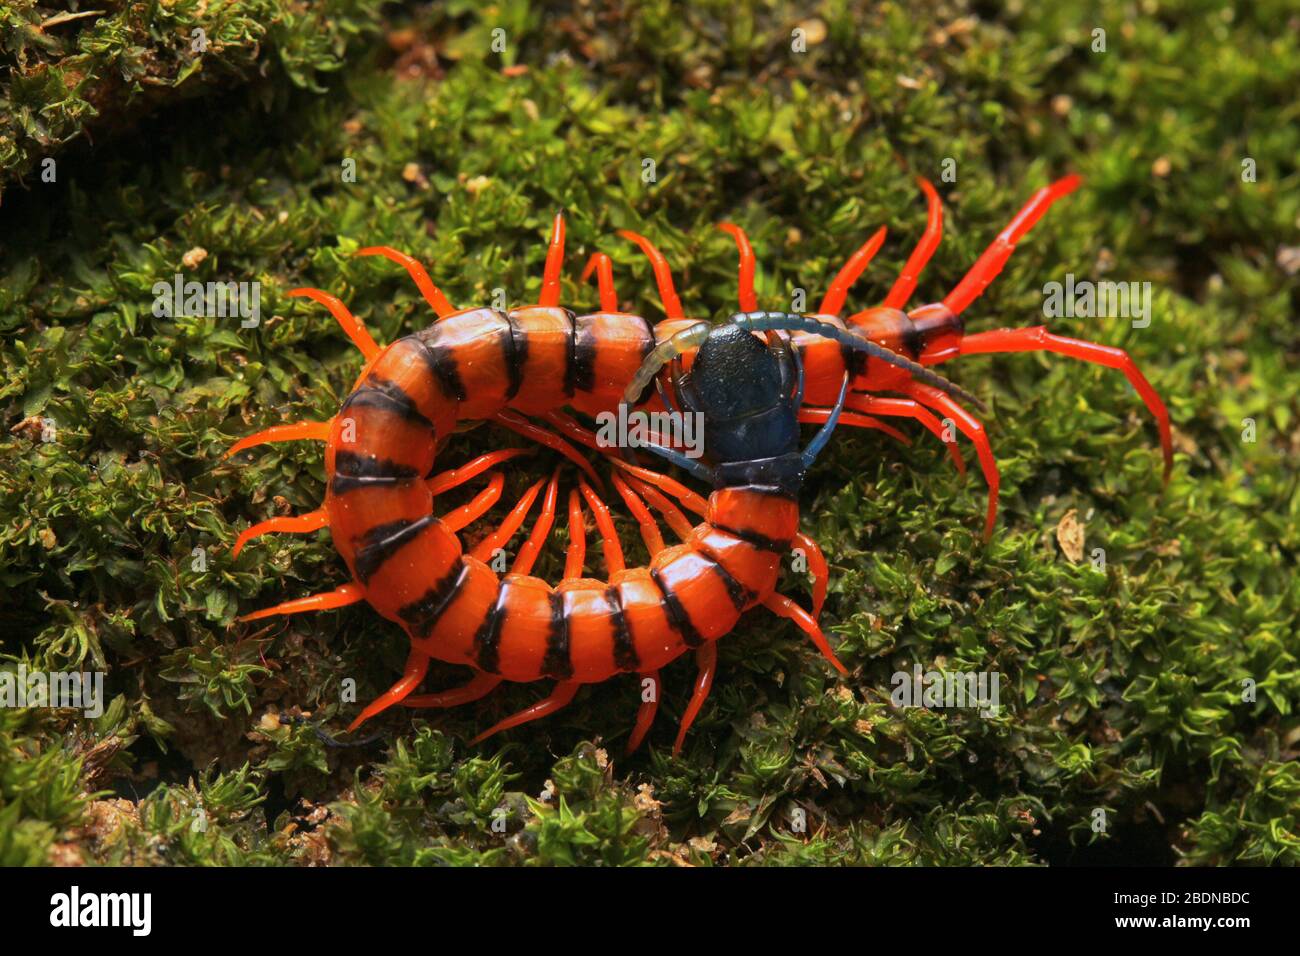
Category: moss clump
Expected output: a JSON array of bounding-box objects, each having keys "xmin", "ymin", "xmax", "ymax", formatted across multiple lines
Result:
[{"xmin": 0, "ymin": 1, "xmax": 1296, "ymax": 866}]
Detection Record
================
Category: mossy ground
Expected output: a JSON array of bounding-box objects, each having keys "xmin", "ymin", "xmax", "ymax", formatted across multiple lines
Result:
[{"xmin": 1, "ymin": 1, "xmax": 1297, "ymax": 866}]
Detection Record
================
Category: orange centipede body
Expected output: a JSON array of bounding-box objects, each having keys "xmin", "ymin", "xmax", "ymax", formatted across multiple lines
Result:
[{"xmin": 229, "ymin": 181, "xmax": 1171, "ymax": 753}]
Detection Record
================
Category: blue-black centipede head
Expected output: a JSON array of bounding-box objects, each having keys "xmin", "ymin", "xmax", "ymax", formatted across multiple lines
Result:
[{"xmin": 675, "ymin": 323, "xmax": 804, "ymax": 491}]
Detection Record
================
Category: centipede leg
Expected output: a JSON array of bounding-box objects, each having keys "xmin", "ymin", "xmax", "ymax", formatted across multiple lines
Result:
[
  {"xmin": 762, "ymin": 592, "xmax": 848, "ymax": 675},
  {"xmin": 612, "ymin": 470, "xmax": 666, "ymax": 556},
  {"xmin": 581, "ymin": 253, "xmax": 620, "ymax": 313},
  {"xmin": 609, "ymin": 459, "xmax": 708, "ymax": 516},
  {"xmin": 791, "ymin": 531, "xmax": 828, "ymax": 620},
  {"xmin": 224, "ymin": 421, "xmax": 332, "ymax": 459},
  {"xmin": 946, "ymin": 327, "xmax": 1173, "ymax": 481},
  {"xmin": 232, "ymin": 507, "xmax": 329, "ymax": 558},
  {"xmin": 819, "ymin": 225, "xmax": 888, "ymax": 316},
  {"xmin": 564, "ymin": 489, "xmax": 587, "ymax": 578},
  {"xmin": 846, "ymin": 393, "xmax": 967, "ymax": 474},
  {"xmin": 626, "ymin": 670, "xmax": 661, "ymax": 754},
  {"xmin": 797, "ymin": 407, "xmax": 911, "ymax": 446},
  {"xmin": 624, "ymin": 475, "xmax": 693, "ymax": 541},
  {"xmin": 355, "ymin": 246, "xmax": 456, "ymax": 317},
  {"xmin": 941, "ymin": 174, "xmax": 1082, "ymax": 316},
  {"xmin": 578, "ymin": 480, "xmax": 626, "ymax": 574},
  {"xmin": 469, "ymin": 680, "xmax": 581, "ymax": 744},
  {"xmin": 428, "ymin": 447, "xmax": 532, "ymax": 495},
  {"xmin": 882, "ymin": 177, "xmax": 943, "ymax": 311},
  {"xmin": 287, "ymin": 288, "xmax": 380, "ymax": 360},
  {"xmin": 717, "ymin": 223, "xmax": 758, "ymax": 312},
  {"xmin": 673, "ymin": 642, "xmax": 717, "ymax": 755},
  {"xmin": 618, "ymin": 229, "xmax": 686, "ymax": 320},
  {"xmin": 512, "ymin": 469, "xmax": 562, "ymax": 574},
  {"xmin": 901, "ymin": 381, "xmax": 1000, "ymax": 541},
  {"xmin": 538, "ymin": 211, "xmax": 566, "ymax": 308},
  {"xmin": 492, "ymin": 409, "xmax": 603, "ymax": 489},
  {"xmin": 402, "ymin": 671, "xmax": 503, "ymax": 709},
  {"xmin": 470, "ymin": 476, "xmax": 547, "ymax": 563},
  {"xmin": 347, "ymin": 648, "xmax": 431, "ymax": 730},
  {"xmin": 238, "ymin": 583, "xmax": 364, "ymax": 622},
  {"xmin": 441, "ymin": 473, "xmax": 506, "ymax": 533},
  {"xmin": 543, "ymin": 409, "xmax": 609, "ymax": 454}
]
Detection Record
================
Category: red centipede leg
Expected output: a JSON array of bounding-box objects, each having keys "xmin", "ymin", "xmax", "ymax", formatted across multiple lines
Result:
[
  {"xmin": 564, "ymin": 489, "xmax": 587, "ymax": 578},
  {"xmin": 609, "ymin": 459, "xmax": 708, "ymax": 516},
  {"xmin": 355, "ymin": 246, "xmax": 456, "ymax": 318},
  {"xmin": 578, "ymin": 480, "xmax": 626, "ymax": 574},
  {"xmin": 347, "ymin": 648, "xmax": 431, "ymax": 730},
  {"xmin": 618, "ymin": 229, "xmax": 686, "ymax": 320},
  {"xmin": 882, "ymin": 177, "xmax": 943, "ymax": 311},
  {"xmin": 543, "ymin": 409, "xmax": 606, "ymax": 453},
  {"xmin": 624, "ymin": 475, "xmax": 693, "ymax": 541},
  {"xmin": 402, "ymin": 671, "xmax": 503, "ymax": 709},
  {"xmin": 232, "ymin": 508, "xmax": 329, "ymax": 558},
  {"xmin": 791, "ymin": 531, "xmax": 828, "ymax": 620},
  {"xmin": 762, "ymin": 592, "xmax": 848, "ymax": 675},
  {"xmin": 287, "ymin": 288, "xmax": 381, "ymax": 360},
  {"xmin": 717, "ymin": 223, "xmax": 758, "ymax": 312},
  {"xmin": 819, "ymin": 226, "xmax": 888, "ymax": 316},
  {"xmin": 442, "ymin": 473, "xmax": 506, "ymax": 533},
  {"xmin": 492, "ymin": 409, "xmax": 603, "ymax": 489},
  {"xmin": 948, "ymin": 328, "xmax": 1173, "ymax": 481},
  {"xmin": 612, "ymin": 471, "xmax": 666, "ymax": 556},
  {"xmin": 941, "ymin": 174, "xmax": 1082, "ymax": 317},
  {"xmin": 428, "ymin": 447, "xmax": 532, "ymax": 495},
  {"xmin": 900, "ymin": 381, "xmax": 1000, "ymax": 541},
  {"xmin": 470, "ymin": 476, "xmax": 547, "ymax": 563},
  {"xmin": 224, "ymin": 421, "xmax": 332, "ymax": 458},
  {"xmin": 512, "ymin": 469, "xmax": 562, "ymax": 574},
  {"xmin": 238, "ymin": 583, "xmax": 364, "ymax": 622},
  {"xmin": 469, "ymin": 680, "xmax": 581, "ymax": 744},
  {"xmin": 673, "ymin": 642, "xmax": 717, "ymax": 755},
  {"xmin": 626, "ymin": 670, "xmax": 661, "ymax": 754},
  {"xmin": 797, "ymin": 407, "xmax": 911, "ymax": 446},
  {"xmin": 538, "ymin": 212, "xmax": 566, "ymax": 308},
  {"xmin": 581, "ymin": 253, "xmax": 620, "ymax": 313},
  {"xmin": 847, "ymin": 393, "xmax": 966, "ymax": 474}
]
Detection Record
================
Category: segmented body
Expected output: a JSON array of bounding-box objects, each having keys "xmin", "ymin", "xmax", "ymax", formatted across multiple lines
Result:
[
  {"xmin": 328, "ymin": 308, "xmax": 789, "ymax": 686},
  {"xmin": 228, "ymin": 174, "xmax": 1172, "ymax": 750}
]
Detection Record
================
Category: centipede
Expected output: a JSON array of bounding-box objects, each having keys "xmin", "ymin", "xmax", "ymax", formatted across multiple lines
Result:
[{"xmin": 225, "ymin": 175, "xmax": 1171, "ymax": 753}]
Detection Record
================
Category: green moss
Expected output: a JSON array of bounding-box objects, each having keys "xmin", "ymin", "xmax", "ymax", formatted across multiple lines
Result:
[{"xmin": 0, "ymin": 0, "xmax": 1296, "ymax": 866}]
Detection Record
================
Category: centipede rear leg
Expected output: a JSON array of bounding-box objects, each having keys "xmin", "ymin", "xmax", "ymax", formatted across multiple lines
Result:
[{"xmin": 929, "ymin": 327, "xmax": 1173, "ymax": 481}]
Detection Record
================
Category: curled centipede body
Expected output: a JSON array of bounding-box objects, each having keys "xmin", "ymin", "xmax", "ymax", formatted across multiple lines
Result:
[{"xmin": 228, "ymin": 176, "xmax": 1171, "ymax": 752}]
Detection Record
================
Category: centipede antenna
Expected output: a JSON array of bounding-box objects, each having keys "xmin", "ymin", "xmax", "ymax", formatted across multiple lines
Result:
[
  {"xmin": 279, "ymin": 714, "xmax": 386, "ymax": 749},
  {"xmin": 622, "ymin": 321, "xmax": 711, "ymax": 406},
  {"xmin": 355, "ymin": 246, "xmax": 456, "ymax": 318},
  {"xmin": 287, "ymin": 288, "xmax": 381, "ymax": 360},
  {"xmin": 729, "ymin": 311, "xmax": 987, "ymax": 412},
  {"xmin": 538, "ymin": 211, "xmax": 566, "ymax": 308}
]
